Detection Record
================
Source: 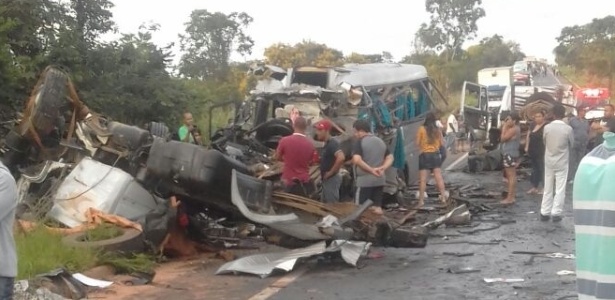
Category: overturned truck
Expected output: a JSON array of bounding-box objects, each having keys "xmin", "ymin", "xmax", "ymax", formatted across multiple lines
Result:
[{"xmin": 1, "ymin": 64, "xmax": 447, "ymax": 251}]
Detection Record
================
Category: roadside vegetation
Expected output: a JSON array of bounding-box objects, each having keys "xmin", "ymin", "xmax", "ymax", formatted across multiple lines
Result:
[
  {"xmin": 15, "ymin": 227, "xmax": 98, "ymax": 279},
  {"xmin": 15, "ymin": 225, "xmax": 156, "ymax": 279}
]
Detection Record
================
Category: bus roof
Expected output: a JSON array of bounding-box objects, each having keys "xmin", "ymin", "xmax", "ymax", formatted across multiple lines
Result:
[{"xmin": 332, "ymin": 63, "xmax": 428, "ymax": 89}]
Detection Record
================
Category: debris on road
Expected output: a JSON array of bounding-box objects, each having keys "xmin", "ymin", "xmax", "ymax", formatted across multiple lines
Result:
[
  {"xmin": 72, "ymin": 273, "xmax": 114, "ymax": 288},
  {"xmin": 443, "ymin": 252, "xmax": 474, "ymax": 257},
  {"xmin": 215, "ymin": 240, "xmax": 371, "ymax": 278},
  {"xmin": 512, "ymin": 251, "xmax": 575, "ymax": 259},
  {"xmin": 422, "ymin": 204, "xmax": 471, "ymax": 229},
  {"xmin": 448, "ymin": 266, "xmax": 480, "ymax": 274},
  {"xmin": 483, "ymin": 278, "xmax": 525, "ymax": 283},
  {"xmin": 556, "ymin": 270, "xmax": 576, "ymax": 276}
]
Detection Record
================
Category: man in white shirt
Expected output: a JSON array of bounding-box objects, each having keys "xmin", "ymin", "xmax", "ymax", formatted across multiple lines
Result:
[
  {"xmin": 446, "ymin": 112, "xmax": 459, "ymax": 134},
  {"xmin": 540, "ymin": 104, "xmax": 574, "ymax": 222},
  {"xmin": 445, "ymin": 110, "xmax": 459, "ymax": 153}
]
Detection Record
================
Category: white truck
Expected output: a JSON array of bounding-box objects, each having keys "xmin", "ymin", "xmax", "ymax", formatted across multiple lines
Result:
[{"xmin": 460, "ymin": 67, "xmax": 513, "ymax": 149}]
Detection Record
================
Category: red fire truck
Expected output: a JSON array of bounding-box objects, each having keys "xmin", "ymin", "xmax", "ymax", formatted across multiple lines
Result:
[{"xmin": 575, "ymin": 88, "xmax": 610, "ymax": 107}]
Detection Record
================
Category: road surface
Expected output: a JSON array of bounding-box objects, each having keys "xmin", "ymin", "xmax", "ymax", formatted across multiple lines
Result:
[
  {"xmin": 269, "ymin": 171, "xmax": 577, "ymax": 300},
  {"xmin": 532, "ymin": 70, "xmax": 563, "ymax": 87},
  {"xmin": 93, "ymin": 169, "xmax": 578, "ymax": 300}
]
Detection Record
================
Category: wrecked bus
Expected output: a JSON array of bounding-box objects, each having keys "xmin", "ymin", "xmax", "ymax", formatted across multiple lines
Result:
[{"xmin": 210, "ymin": 63, "xmax": 447, "ymax": 198}]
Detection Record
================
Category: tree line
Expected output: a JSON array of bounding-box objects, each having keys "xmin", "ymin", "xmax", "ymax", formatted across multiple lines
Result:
[{"xmin": 1, "ymin": 0, "xmax": 612, "ymax": 132}]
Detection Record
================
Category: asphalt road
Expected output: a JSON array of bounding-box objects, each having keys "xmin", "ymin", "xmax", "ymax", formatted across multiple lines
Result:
[
  {"xmin": 270, "ymin": 171, "xmax": 577, "ymax": 300},
  {"xmin": 532, "ymin": 70, "xmax": 563, "ymax": 87}
]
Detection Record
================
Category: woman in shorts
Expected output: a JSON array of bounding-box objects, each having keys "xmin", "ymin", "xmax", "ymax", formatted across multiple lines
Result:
[
  {"xmin": 500, "ymin": 112, "xmax": 521, "ymax": 205},
  {"xmin": 417, "ymin": 112, "xmax": 449, "ymax": 207}
]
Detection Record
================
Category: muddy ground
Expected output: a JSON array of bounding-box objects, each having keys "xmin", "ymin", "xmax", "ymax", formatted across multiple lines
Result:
[{"xmin": 92, "ymin": 170, "xmax": 577, "ymax": 300}]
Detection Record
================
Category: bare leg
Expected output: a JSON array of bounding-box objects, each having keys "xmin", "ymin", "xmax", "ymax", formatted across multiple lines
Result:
[
  {"xmin": 502, "ymin": 167, "xmax": 517, "ymax": 204},
  {"xmin": 432, "ymin": 168, "xmax": 447, "ymax": 203},
  {"xmin": 418, "ymin": 170, "xmax": 428, "ymax": 207}
]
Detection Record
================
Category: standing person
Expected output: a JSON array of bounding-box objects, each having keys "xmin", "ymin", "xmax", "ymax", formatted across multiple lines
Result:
[
  {"xmin": 177, "ymin": 112, "xmax": 200, "ymax": 145},
  {"xmin": 436, "ymin": 114, "xmax": 447, "ymax": 163},
  {"xmin": 351, "ymin": 119, "xmax": 394, "ymax": 214},
  {"xmin": 445, "ymin": 110, "xmax": 459, "ymax": 154},
  {"xmin": 275, "ymin": 116, "xmax": 316, "ymax": 197},
  {"xmin": 0, "ymin": 161, "xmax": 17, "ymax": 300},
  {"xmin": 589, "ymin": 104, "xmax": 615, "ymax": 148},
  {"xmin": 573, "ymin": 131, "xmax": 615, "ymax": 300},
  {"xmin": 540, "ymin": 104, "xmax": 574, "ymax": 222},
  {"xmin": 500, "ymin": 112, "xmax": 521, "ymax": 205},
  {"xmin": 568, "ymin": 106, "xmax": 590, "ymax": 183},
  {"xmin": 314, "ymin": 120, "xmax": 345, "ymax": 203},
  {"xmin": 524, "ymin": 111, "xmax": 547, "ymax": 195},
  {"xmin": 416, "ymin": 112, "xmax": 449, "ymax": 207}
]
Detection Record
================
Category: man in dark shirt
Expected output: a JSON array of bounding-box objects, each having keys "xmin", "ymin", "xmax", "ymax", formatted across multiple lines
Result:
[
  {"xmin": 568, "ymin": 106, "xmax": 590, "ymax": 183},
  {"xmin": 275, "ymin": 116, "xmax": 316, "ymax": 197},
  {"xmin": 351, "ymin": 119, "xmax": 394, "ymax": 213},
  {"xmin": 590, "ymin": 104, "xmax": 615, "ymax": 148},
  {"xmin": 314, "ymin": 120, "xmax": 345, "ymax": 203}
]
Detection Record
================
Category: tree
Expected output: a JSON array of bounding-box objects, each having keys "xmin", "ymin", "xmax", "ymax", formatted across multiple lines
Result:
[
  {"xmin": 466, "ymin": 35, "xmax": 525, "ymax": 68},
  {"xmin": 81, "ymin": 24, "xmax": 193, "ymax": 125},
  {"xmin": 264, "ymin": 41, "xmax": 344, "ymax": 68},
  {"xmin": 69, "ymin": 0, "xmax": 115, "ymax": 62},
  {"xmin": 178, "ymin": 9, "xmax": 254, "ymax": 79},
  {"xmin": 555, "ymin": 16, "xmax": 615, "ymax": 89},
  {"xmin": 0, "ymin": 0, "xmax": 68, "ymax": 107},
  {"xmin": 345, "ymin": 51, "xmax": 393, "ymax": 64},
  {"xmin": 416, "ymin": 0, "xmax": 485, "ymax": 61}
]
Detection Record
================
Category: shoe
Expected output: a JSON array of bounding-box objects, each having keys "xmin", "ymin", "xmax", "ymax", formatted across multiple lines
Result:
[
  {"xmin": 540, "ymin": 214, "xmax": 550, "ymax": 222},
  {"xmin": 552, "ymin": 216, "xmax": 563, "ymax": 223}
]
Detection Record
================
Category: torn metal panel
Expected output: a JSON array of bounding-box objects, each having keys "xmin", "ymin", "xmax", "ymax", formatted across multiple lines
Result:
[
  {"xmin": 216, "ymin": 241, "xmax": 326, "ymax": 278},
  {"xmin": 422, "ymin": 205, "xmax": 471, "ymax": 229},
  {"xmin": 49, "ymin": 157, "xmax": 160, "ymax": 227},
  {"xmin": 328, "ymin": 240, "xmax": 371, "ymax": 267},
  {"xmin": 216, "ymin": 240, "xmax": 371, "ymax": 278},
  {"xmin": 231, "ymin": 170, "xmax": 331, "ymax": 240},
  {"xmin": 232, "ymin": 171, "xmax": 369, "ymax": 241}
]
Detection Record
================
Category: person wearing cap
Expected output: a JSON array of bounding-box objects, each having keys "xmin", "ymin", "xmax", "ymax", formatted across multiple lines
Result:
[
  {"xmin": 568, "ymin": 106, "xmax": 590, "ymax": 183},
  {"xmin": 314, "ymin": 120, "xmax": 345, "ymax": 203},
  {"xmin": 274, "ymin": 116, "xmax": 316, "ymax": 197}
]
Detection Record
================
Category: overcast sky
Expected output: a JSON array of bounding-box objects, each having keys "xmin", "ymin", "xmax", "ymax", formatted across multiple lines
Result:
[{"xmin": 110, "ymin": 0, "xmax": 614, "ymax": 64}]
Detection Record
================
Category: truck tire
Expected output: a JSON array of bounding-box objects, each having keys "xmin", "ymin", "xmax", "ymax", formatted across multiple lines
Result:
[
  {"xmin": 30, "ymin": 68, "xmax": 70, "ymax": 133},
  {"xmin": 62, "ymin": 228, "xmax": 145, "ymax": 253},
  {"xmin": 526, "ymin": 92, "xmax": 555, "ymax": 104}
]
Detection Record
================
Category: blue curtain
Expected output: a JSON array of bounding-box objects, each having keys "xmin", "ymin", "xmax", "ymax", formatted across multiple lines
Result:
[
  {"xmin": 393, "ymin": 128, "xmax": 406, "ymax": 169},
  {"xmin": 395, "ymin": 94, "xmax": 409, "ymax": 121},
  {"xmin": 418, "ymin": 90, "xmax": 429, "ymax": 115}
]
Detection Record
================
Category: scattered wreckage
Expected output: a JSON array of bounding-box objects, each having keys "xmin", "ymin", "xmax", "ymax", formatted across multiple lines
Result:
[{"xmin": 1, "ymin": 65, "xmax": 465, "ymax": 279}]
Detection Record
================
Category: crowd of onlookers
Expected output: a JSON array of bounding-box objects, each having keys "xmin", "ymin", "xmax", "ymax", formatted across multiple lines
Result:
[{"xmin": 502, "ymin": 103, "xmax": 614, "ymax": 222}]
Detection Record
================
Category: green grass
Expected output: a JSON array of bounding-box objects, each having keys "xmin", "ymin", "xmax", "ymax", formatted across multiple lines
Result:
[
  {"xmin": 83, "ymin": 224, "xmax": 123, "ymax": 242},
  {"xmin": 16, "ymin": 225, "xmax": 157, "ymax": 279},
  {"xmin": 16, "ymin": 227, "xmax": 99, "ymax": 279},
  {"xmin": 98, "ymin": 253, "xmax": 157, "ymax": 274}
]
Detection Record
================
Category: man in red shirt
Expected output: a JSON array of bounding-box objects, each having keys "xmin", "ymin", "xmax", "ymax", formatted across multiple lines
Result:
[{"xmin": 275, "ymin": 116, "xmax": 316, "ymax": 197}]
